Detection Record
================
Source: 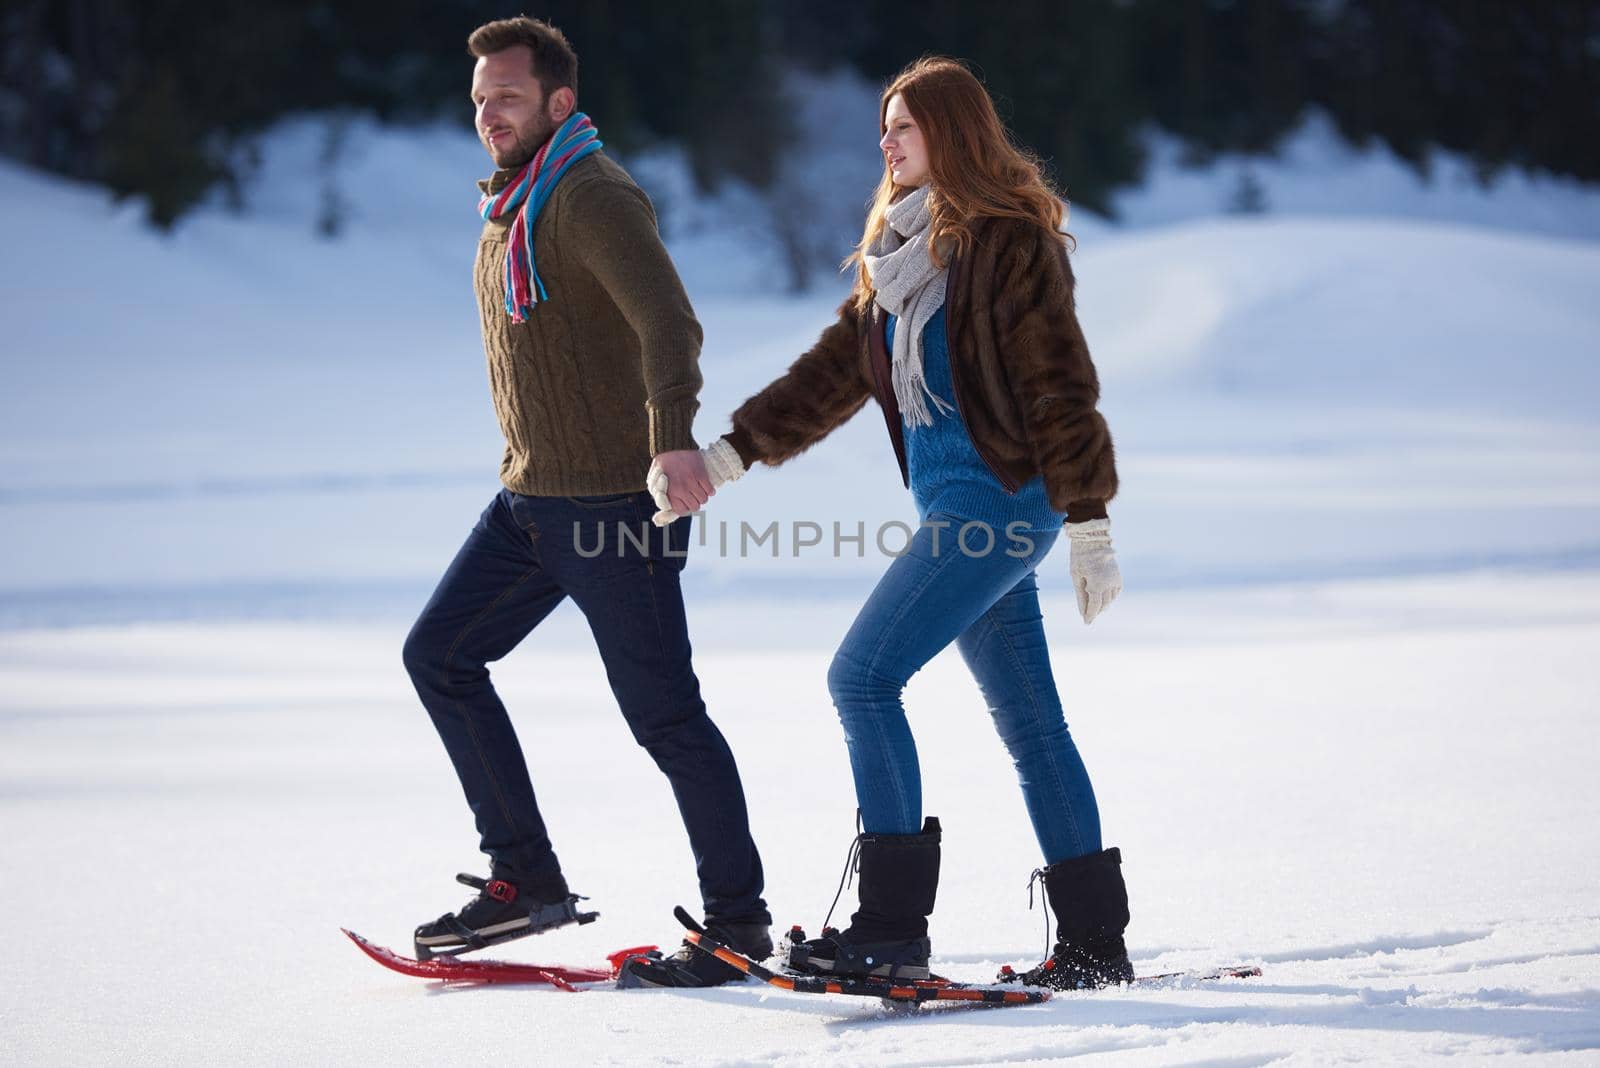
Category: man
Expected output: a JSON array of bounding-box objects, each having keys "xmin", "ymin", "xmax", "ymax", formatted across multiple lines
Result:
[{"xmin": 401, "ymin": 16, "xmax": 770, "ymax": 987}]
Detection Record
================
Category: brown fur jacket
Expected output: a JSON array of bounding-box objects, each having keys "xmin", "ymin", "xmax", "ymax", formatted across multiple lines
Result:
[{"xmin": 723, "ymin": 214, "xmax": 1116, "ymax": 522}]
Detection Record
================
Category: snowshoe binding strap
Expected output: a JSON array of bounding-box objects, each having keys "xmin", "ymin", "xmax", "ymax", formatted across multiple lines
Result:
[
  {"xmin": 413, "ymin": 882, "xmax": 600, "ymax": 961},
  {"xmin": 453, "ymin": 873, "xmax": 520, "ymax": 903}
]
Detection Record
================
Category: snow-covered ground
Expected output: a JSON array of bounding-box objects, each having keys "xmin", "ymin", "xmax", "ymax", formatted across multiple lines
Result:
[
  {"xmin": 2, "ymin": 574, "xmax": 1597, "ymax": 1063},
  {"xmin": 2, "ymin": 81, "xmax": 1599, "ymax": 1063}
]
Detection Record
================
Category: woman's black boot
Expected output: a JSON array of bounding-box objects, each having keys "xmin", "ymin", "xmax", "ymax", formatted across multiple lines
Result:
[
  {"xmin": 1019, "ymin": 846, "xmax": 1136, "ymax": 989},
  {"xmin": 788, "ymin": 817, "xmax": 941, "ymax": 981}
]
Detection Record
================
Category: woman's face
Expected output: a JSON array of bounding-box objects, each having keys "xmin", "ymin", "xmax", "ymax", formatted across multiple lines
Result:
[{"xmin": 880, "ymin": 93, "xmax": 929, "ymax": 188}]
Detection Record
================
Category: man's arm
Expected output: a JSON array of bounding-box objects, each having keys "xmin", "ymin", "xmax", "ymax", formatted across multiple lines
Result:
[{"xmin": 562, "ymin": 176, "xmax": 704, "ymax": 456}]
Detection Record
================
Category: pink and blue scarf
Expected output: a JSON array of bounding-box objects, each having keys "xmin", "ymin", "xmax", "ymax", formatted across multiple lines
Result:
[{"xmin": 478, "ymin": 112, "xmax": 602, "ymax": 321}]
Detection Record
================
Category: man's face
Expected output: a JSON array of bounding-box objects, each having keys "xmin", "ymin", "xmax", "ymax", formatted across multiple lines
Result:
[{"xmin": 472, "ymin": 46, "xmax": 555, "ymax": 168}]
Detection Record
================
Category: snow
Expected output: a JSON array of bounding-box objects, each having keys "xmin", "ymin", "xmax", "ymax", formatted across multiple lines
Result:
[
  {"xmin": 3, "ymin": 83, "xmax": 1600, "ymax": 1063},
  {"xmin": 3, "ymin": 576, "xmax": 1598, "ymax": 1063},
  {"xmin": 1107, "ymin": 111, "xmax": 1600, "ymax": 245}
]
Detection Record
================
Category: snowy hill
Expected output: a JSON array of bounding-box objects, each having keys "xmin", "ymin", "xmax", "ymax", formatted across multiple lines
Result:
[
  {"xmin": 2, "ymin": 125, "xmax": 1598, "ymax": 622},
  {"xmin": 2, "ymin": 102, "xmax": 1599, "ymax": 1064}
]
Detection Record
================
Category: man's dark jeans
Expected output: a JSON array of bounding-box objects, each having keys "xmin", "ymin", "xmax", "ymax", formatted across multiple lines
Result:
[{"xmin": 402, "ymin": 488, "xmax": 769, "ymax": 924}]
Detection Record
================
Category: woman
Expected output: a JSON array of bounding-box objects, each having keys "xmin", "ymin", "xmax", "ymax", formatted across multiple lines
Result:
[{"xmin": 651, "ymin": 56, "xmax": 1131, "ymax": 990}]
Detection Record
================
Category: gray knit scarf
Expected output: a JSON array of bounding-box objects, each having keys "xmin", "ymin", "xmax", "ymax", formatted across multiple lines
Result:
[{"xmin": 863, "ymin": 185, "xmax": 955, "ymax": 428}]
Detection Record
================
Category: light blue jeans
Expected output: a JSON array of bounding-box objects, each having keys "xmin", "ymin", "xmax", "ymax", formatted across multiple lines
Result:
[{"xmin": 826, "ymin": 514, "xmax": 1102, "ymax": 864}]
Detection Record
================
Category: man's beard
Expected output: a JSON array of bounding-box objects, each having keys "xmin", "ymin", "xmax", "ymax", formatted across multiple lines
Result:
[{"xmin": 485, "ymin": 115, "xmax": 556, "ymax": 169}]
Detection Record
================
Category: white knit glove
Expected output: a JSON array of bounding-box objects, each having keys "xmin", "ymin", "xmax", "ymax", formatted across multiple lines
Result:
[
  {"xmin": 1067, "ymin": 517, "xmax": 1121, "ymax": 624},
  {"xmin": 648, "ymin": 437, "xmax": 746, "ymax": 526}
]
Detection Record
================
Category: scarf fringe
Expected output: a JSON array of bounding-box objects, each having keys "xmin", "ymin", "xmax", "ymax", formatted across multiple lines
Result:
[{"xmin": 896, "ymin": 371, "xmax": 957, "ymax": 429}]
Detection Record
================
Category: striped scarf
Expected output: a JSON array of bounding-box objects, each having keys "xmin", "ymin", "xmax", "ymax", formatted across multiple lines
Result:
[{"xmin": 478, "ymin": 112, "xmax": 603, "ymax": 322}]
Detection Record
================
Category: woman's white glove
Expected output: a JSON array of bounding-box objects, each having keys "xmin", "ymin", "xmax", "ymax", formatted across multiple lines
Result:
[
  {"xmin": 647, "ymin": 437, "xmax": 746, "ymax": 526},
  {"xmin": 1066, "ymin": 517, "xmax": 1121, "ymax": 624}
]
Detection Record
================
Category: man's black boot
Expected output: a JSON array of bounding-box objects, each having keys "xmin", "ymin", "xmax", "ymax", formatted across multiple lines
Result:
[{"xmin": 413, "ymin": 868, "xmax": 596, "ymax": 960}]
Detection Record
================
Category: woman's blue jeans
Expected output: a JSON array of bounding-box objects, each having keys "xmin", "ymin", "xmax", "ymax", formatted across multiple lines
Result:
[{"xmin": 827, "ymin": 514, "xmax": 1102, "ymax": 864}]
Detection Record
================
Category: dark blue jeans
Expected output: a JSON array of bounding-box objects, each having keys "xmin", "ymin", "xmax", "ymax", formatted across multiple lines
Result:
[
  {"xmin": 403, "ymin": 488, "xmax": 769, "ymax": 924},
  {"xmin": 827, "ymin": 515, "xmax": 1103, "ymax": 865}
]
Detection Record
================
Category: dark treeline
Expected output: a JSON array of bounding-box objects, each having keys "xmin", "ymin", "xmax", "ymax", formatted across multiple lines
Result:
[{"xmin": 3, "ymin": 0, "xmax": 1595, "ymax": 227}]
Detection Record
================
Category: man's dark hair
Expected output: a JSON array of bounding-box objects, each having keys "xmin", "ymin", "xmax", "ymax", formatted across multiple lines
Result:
[{"xmin": 467, "ymin": 16, "xmax": 579, "ymax": 98}]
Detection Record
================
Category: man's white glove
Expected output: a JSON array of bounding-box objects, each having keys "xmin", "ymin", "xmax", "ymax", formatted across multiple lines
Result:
[
  {"xmin": 1066, "ymin": 517, "xmax": 1121, "ymax": 624},
  {"xmin": 648, "ymin": 437, "xmax": 746, "ymax": 526}
]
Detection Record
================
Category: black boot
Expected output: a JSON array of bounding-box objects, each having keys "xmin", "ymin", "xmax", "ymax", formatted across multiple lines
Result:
[
  {"xmin": 788, "ymin": 817, "xmax": 941, "ymax": 981},
  {"xmin": 413, "ymin": 869, "xmax": 597, "ymax": 960},
  {"xmin": 619, "ymin": 908, "xmax": 775, "ymax": 988},
  {"xmin": 1018, "ymin": 847, "xmax": 1136, "ymax": 990}
]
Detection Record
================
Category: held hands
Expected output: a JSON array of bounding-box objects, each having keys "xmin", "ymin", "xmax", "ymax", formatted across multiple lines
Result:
[
  {"xmin": 647, "ymin": 438, "xmax": 746, "ymax": 526},
  {"xmin": 649, "ymin": 443, "xmax": 1117, "ymax": 625},
  {"xmin": 1066, "ymin": 518, "xmax": 1122, "ymax": 625}
]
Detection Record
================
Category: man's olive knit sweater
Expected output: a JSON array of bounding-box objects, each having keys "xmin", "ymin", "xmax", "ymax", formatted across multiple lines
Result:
[{"xmin": 474, "ymin": 151, "xmax": 702, "ymax": 496}]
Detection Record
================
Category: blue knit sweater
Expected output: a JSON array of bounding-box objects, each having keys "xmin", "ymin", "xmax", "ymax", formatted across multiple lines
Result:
[{"xmin": 892, "ymin": 307, "xmax": 1063, "ymax": 531}]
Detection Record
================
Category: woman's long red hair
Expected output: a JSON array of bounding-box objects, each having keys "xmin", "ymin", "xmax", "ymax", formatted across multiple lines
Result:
[{"xmin": 847, "ymin": 56, "xmax": 1071, "ymax": 314}]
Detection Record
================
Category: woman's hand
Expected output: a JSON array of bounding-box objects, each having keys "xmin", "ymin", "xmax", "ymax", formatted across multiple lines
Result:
[
  {"xmin": 1067, "ymin": 518, "xmax": 1121, "ymax": 624},
  {"xmin": 647, "ymin": 438, "xmax": 746, "ymax": 526}
]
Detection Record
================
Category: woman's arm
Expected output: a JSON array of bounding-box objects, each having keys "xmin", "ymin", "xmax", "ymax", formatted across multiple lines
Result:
[
  {"xmin": 722, "ymin": 299, "xmax": 873, "ymax": 468},
  {"xmin": 993, "ymin": 223, "xmax": 1118, "ymax": 520}
]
